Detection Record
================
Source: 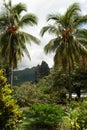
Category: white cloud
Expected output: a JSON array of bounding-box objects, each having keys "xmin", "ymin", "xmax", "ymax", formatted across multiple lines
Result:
[{"xmin": 0, "ymin": 0, "xmax": 87, "ymax": 69}]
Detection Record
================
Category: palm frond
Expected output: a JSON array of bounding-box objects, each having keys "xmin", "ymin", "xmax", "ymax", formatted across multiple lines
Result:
[
  {"xmin": 74, "ymin": 15, "xmax": 87, "ymax": 27},
  {"xmin": 40, "ymin": 26, "xmax": 50, "ymax": 36},
  {"xmin": 22, "ymin": 47, "xmax": 31, "ymax": 60},
  {"xmin": 76, "ymin": 29, "xmax": 87, "ymax": 36},
  {"xmin": 64, "ymin": 3, "xmax": 80, "ymax": 27},
  {"xmin": 44, "ymin": 38, "xmax": 61, "ymax": 54},
  {"xmin": 17, "ymin": 48, "xmax": 23, "ymax": 61},
  {"xmin": 44, "ymin": 41, "xmax": 54, "ymax": 54},
  {"xmin": 0, "ymin": 13, "xmax": 10, "ymax": 32},
  {"xmin": 22, "ymin": 32, "xmax": 40, "ymax": 44},
  {"xmin": 47, "ymin": 14, "xmax": 65, "ymax": 27},
  {"xmin": 54, "ymin": 42, "xmax": 64, "ymax": 68},
  {"xmin": 77, "ymin": 37, "xmax": 87, "ymax": 46},
  {"xmin": 18, "ymin": 32, "xmax": 26, "ymax": 44},
  {"xmin": 8, "ymin": 0, "xmax": 12, "ymax": 7},
  {"xmin": 47, "ymin": 14, "xmax": 61, "ymax": 21},
  {"xmin": 0, "ymin": 32, "xmax": 11, "ymax": 57},
  {"xmin": 75, "ymin": 29, "xmax": 87, "ymax": 45},
  {"xmin": 19, "ymin": 14, "xmax": 38, "ymax": 27},
  {"xmin": 12, "ymin": 33, "xmax": 31, "ymax": 60},
  {"xmin": 78, "ymin": 43, "xmax": 87, "ymax": 56},
  {"xmin": 13, "ymin": 3, "xmax": 27, "ymax": 14},
  {"xmin": 40, "ymin": 25, "xmax": 59, "ymax": 36},
  {"xmin": 4, "ymin": 0, "xmax": 11, "ymax": 13}
]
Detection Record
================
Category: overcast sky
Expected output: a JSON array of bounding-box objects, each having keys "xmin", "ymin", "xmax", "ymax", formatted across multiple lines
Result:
[{"xmin": 0, "ymin": 0, "xmax": 87, "ymax": 69}]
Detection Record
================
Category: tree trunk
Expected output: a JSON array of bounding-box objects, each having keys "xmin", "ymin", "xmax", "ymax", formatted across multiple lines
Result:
[
  {"xmin": 68, "ymin": 64, "xmax": 72, "ymax": 100},
  {"xmin": 68, "ymin": 75, "xmax": 72, "ymax": 100},
  {"xmin": 76, "ymin": 87, "xmax": 81, "ymax": 99},
  {"xmin": 10, "ymin": 62, "xmax": 13, "ymax": 88}
]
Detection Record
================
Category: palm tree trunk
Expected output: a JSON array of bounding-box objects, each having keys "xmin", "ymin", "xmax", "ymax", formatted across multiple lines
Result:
[
  {"xmin": 68, "ymin": 64, "xmax": 72, "ymax": 100},
  {"xmin": 10, "ymin": 62, "xmax": 13, "ymax": 88}
]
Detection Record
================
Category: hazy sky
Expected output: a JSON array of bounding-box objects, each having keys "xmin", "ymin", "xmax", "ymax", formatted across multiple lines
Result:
[{"xmin": 0, "ymin": 0, "xmax": 87, "ymax": 69}]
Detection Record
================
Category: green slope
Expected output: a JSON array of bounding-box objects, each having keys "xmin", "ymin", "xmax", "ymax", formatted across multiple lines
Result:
[{"xmin": 13, "ymin": 67, "xmax": 36, "ymax": 85}]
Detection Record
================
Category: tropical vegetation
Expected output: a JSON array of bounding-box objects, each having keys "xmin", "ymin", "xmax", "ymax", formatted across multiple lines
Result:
[
  {"xmin": 0, "ymin": 1, "xmax": 87, "ymax": 130},
  {"xmin": 0, "ymin": 70, "xmax": 22, "ymax": 130},
  {"xmin": 0, "ymin": 0, "xmax": 40, "ymax": 87},
  {"xmin": 40, "ymin": 3, "xmax": 87, "ymax": 99}
]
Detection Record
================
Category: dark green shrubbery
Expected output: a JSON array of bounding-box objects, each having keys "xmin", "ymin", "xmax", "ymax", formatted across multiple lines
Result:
[
  {"xmin": 28, "ymin": 103, "xmax": 65, "ymax": 130},
  {"xmin": 0, "ymin": 70, "xmax": 22, "ymax": 130}
]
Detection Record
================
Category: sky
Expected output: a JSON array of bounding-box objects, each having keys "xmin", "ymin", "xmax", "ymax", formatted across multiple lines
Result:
[{"xmin": 0, "ymin": 0, "xmax": 87, "ymax": 69}]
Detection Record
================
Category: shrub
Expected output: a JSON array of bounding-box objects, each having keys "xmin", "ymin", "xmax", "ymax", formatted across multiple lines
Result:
[
  {"xmin": 77, "ymin": 101, "xmax": 87, "ymax": 129},
  {"xmin": 28, "ymin": 103, "xmax": 65, "ymax": 130},
  {"xmin": 13, "ymin": 82, "xmax": 41, "ymax": 107},
  {"xmin": 0, "ymin": 70, "xmax": 22, "ymax": 130},
  {"xmin": 62, "ymin": 101, "xmax": 87, "ymax": 130}
]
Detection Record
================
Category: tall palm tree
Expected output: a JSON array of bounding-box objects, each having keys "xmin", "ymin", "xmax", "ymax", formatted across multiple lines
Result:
[
  {"xmin": 0, "ymin": 0, "xmax": 40, "ymax": 88},
  {"xmin": 40, "ymin": 3, "xmax": 87, "ymax": 99}
]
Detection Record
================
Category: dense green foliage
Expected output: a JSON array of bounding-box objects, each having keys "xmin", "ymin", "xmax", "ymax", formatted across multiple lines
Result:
[
  {"xmin": 0, "ymin": 70, "xmax": 22, "ymax": 130},
  {"xmin": 50, "ymin": 67, "xmax": 87, "ymax": 99},
  {"xmin": 72, "ymin": 67, "xmax": 87, "ymax": 97},
  {"xmin": 13, "ymin": 66, "xmax": 87, "ymax": 108},
  {"xmin": 41, "ymin": 2, "xmax": 87, "ymax": 99},
  {"xmin": 13, "ymin": 82, "xmax": 41, "ymax": 106},
  {"xmin": 26, "ymin": 103, "xmax": 64, "ymax": 130},
  {"xmin": 19, "ymin": 100, "xmax": 87, "ymax": 130},
  {"xmin": 62, "ymin": 101, "xmax": 87, "ymax": 130},
  {"xmin": 13, "ymin": 72, "xmax": 67, "ymax": 107},
  {"xmin": 37, "ymin": 72, "xmax": 67, "ymax": 104}
]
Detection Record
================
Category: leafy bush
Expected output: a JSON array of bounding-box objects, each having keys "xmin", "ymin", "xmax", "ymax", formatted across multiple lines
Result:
[
  {"xmin": 37, "ymin": 75, "xmax": 67, "ymax": 104},
  {"xmin": 77, "ymin": 101, "xmax": 87, "ymax": 129},
  {"xmin": 62, "ymin": 101, "xmax": 87, "ymax": 130},
  {"xmin": 28, "ymin": 103, "xmax": 65, "ymax": 130},
  {"xmin": 0, "ymin": 70, "xmax": 22, "ymax": 130},
  {"xmin": 13, "ymin": 82, "xmax": 41, "ymax": 106}
]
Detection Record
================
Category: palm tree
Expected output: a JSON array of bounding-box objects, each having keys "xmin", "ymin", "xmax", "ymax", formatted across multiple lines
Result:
[
  {"xmin": 40, "ymin": 3, "xmax": 87, "ymax": 99},
  {"xmin": 0, "ymin": 0, "xmax": 40, "ymax": 88}
]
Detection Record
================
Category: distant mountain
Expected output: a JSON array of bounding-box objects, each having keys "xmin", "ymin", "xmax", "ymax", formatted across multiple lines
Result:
[
  {"xmin": 35, "ymin": 61, "xmax": 50, "ymax": 82},
  {"xmin": 13, "ymin": 61, "xmax": 50, "ymax": 85},
  {"xmin": 13, "ymin": 67, "xmax": 36, "ymax": 85}
]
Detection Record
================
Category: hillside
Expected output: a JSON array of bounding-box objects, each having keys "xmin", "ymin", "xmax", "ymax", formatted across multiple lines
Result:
[
  {"xmin": 13, "ymin": 67, "xmax": 36, "ymax": 85},
  {"xmin": 13, "ymin": 61, "xmax": 50, "ymax": 85}
]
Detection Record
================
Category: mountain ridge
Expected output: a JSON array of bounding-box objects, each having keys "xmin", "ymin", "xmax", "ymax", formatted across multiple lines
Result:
[{"xmin": 13, "ymin": 61, "xmax": 50, "ymax": 85}]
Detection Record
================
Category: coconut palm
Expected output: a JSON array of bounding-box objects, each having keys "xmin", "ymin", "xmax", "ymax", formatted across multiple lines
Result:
[
  {"xmin": 0, "ymin": 0, "xmax": 40, "ymax": 88},
  {"xmin": 40, "ymin": 3, "xmax": 87, "ymax": 99}
]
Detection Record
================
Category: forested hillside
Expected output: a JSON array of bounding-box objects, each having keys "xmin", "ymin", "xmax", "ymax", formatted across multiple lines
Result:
[
  {"xmin": 13, "ymin": 67, "xmax": 36, "ymax": 85},
  {"xmin": 13, "ymin": 61, "xmax": 50, "ymax": 85}
]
